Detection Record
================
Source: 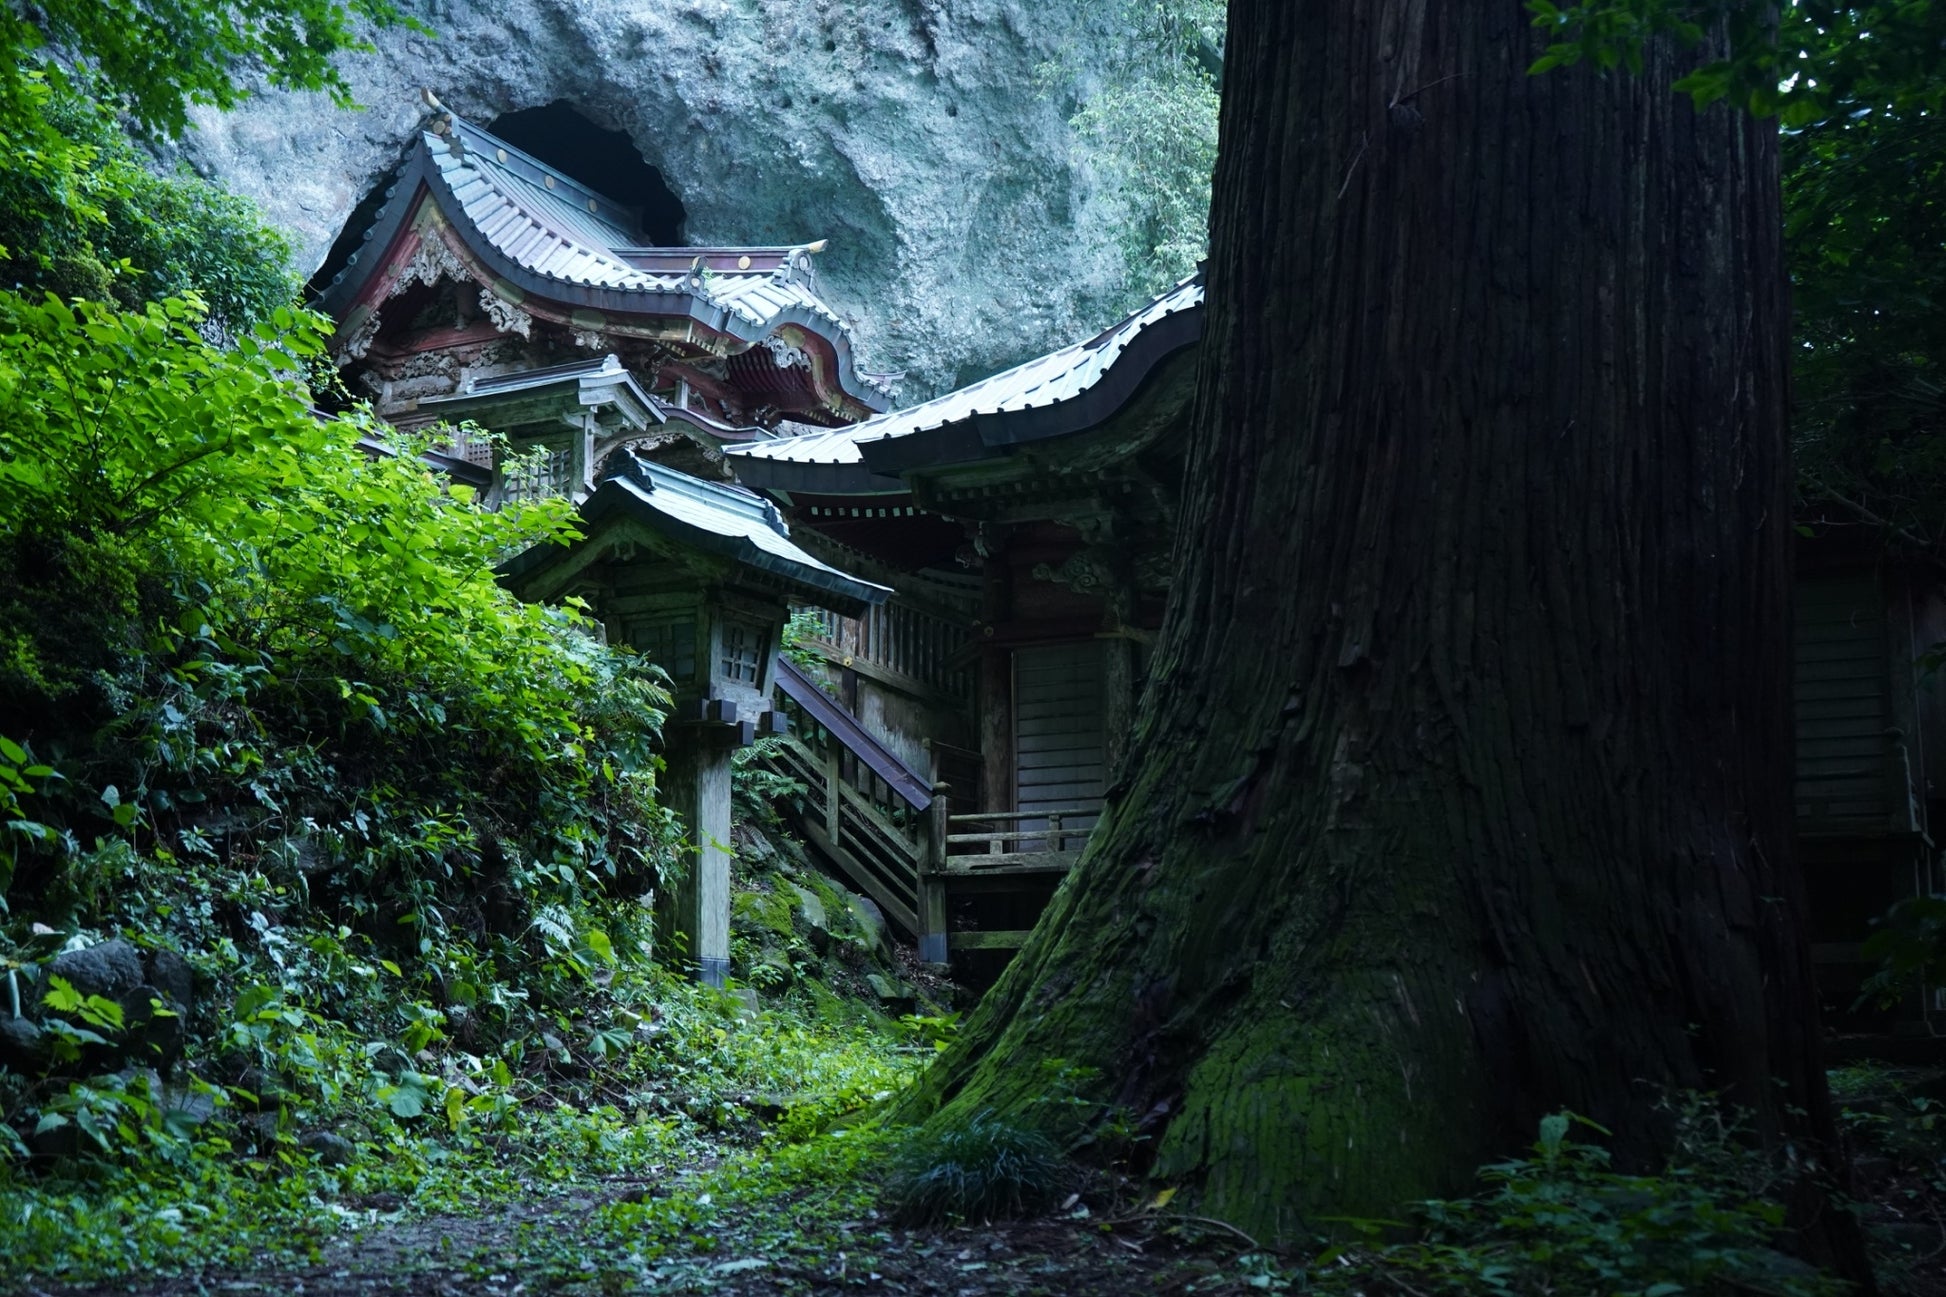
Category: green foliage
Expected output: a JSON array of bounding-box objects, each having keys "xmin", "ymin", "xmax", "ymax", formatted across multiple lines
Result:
[
  {"xmin": 887, "ymin": 1109, "xmax": 1067, "ymax": 1225},
  {"xmin": 1051, "ymin": 0, "xmax": 1222, "ymax": 303},
  {"xmin": 1311, "ymin": 1105, "xmax": 1847, "ymax": 1297},
  {"xmin": 1858, "ymin": 895, "xmax": 1946, "ymax": 1010},
  {"xmin": 1787, "ymin": 83, "xmax": 1945, "ymax": 547},
  {"xmin": 1526, "ymin": 1, "xmax": 1946, "ymax": 122},
  {"xmin": 0, "ymin": 0, "xmax": 399, "ymax": 337},
  {"xmin": 780, "ymin": 606, "xmax": 829, "ymax": 671},
  {"xmin": 732, "ymin": 738, "xmax": 808, "ymax": 829},
  {"xmin": 0, "ymin": 909, "xmax": 924, "ymax": 1282},
  {"xmin": 0, "ymin": 737, "xmax": 60, "ymax": 899},
  {"xmin": 1831, "ymin": 1063, "xmax": 1945, "ymax": 1183},
  {"xmin": 1, "ymin": 0, "xmax": 415, "ymax": 140},
  {"xmin": 0, "ymin": 87, "xmax": 299, "ymax": 336},
  {"xmin": 0, "ymin": 293, "xmax": 325, "ymax": 543}
]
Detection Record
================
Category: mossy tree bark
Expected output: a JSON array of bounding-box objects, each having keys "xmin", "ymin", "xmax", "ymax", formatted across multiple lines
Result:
[{"xmin": 909, "ymin": 0, "xmax": 1867, "ymax": 1275}]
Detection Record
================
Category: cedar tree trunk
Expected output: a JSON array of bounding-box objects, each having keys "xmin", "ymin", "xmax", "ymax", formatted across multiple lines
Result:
[{"xmin": 910, "ymin": 0, "xmax": 1866, "ymax": 1275}]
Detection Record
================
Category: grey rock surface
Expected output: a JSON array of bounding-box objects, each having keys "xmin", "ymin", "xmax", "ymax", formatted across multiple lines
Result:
[
  {"xmin": 0, "ymin": 1016, "xmax": 45, "ymax": 1074},
  {"xmin": 300, "ymin": 1129, "xmax": 358, "ymax": 1166},
  {"xmin": 178, "ymin": 0, "xmax": 1135, "ymax": 398},
  {"xmin": 48, "ymin": 939, "xmax": 146, "ymax": 1003},
  {"xmin": 143, "ymin": 948, "xmax": 195, "ymax": 1014}
]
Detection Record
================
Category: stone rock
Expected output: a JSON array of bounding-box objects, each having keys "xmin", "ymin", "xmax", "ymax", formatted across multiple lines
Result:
[
  {"xmin": 844, "ymin": 894, "xmax": 891, "ymax": 957},
  {"xmin": 0, "ymin": 1016, "xmax": 46, "ymax": 1074},
  {"xmin": 161, "ymin": 1083, "xmax": 219, "ymax": 1127},
  {"xmin": 755, "ymin": 946, "xmax": 796, "ymax": 988},
  {"xmin": 786, "ymin": 881, "xmax": 828, "ymax": 933},
  {"xmin": 865, "ymin": 972, "xmax": 915, "ymax": 1005},
  {"xmin": 736, "ymin": 826, "xmax": 778, "ymax": 868},
  {"xmin": 300, "ymin": 1129, "xmax": 357, "ymax": 1166},
  {"xmin": 785, "ymin": 881, "xmax": 836, "ymax": 954},
  {"xmin": 174, "ymin": 0, "xmax": 1142, "ymax": 399},
  {"xmin": 47, "ymin": 939, "xmax": 146, "ymax": 1004},
  {"xmin": 232, "ymin": 1065, "xmax": 280, "ymax": 1111},
  {"xmin": 143, "ymin": 949, "xmax": 195, "ymax": 1014}
]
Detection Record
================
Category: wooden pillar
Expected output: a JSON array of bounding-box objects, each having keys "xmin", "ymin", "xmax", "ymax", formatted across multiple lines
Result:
[
  {"xmin": 979, "ymin": 543, "xmax": 1014, "ymax": 814},
  {"xmin": 821, "ymin": 742, "xmax": 842, "ymax": 842},
  {"xmin": 567, "ymin": 410, "xmax": 597, "ymax": 500},
  {"xmin": 918, "ymin": 784, "xmax": 950, "ymax": 967},
  {"xmin": 659, "ymin": 742, "xmax": 733, "ymax": 987}
]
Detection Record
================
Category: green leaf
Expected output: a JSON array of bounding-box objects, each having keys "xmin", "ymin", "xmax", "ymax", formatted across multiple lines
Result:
[{"xmin": 584, "ymin": 927, "xmax": 616, "ymax": 966}]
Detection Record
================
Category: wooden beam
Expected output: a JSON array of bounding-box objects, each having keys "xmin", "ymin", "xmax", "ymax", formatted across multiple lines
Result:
[
  {"xmin": 942, "ymin": 852, "xmax": 1077, "ymax": 877},
  {"xmin": 947, "ymin": 929, "xmax": 1035, "ymax": 951}
]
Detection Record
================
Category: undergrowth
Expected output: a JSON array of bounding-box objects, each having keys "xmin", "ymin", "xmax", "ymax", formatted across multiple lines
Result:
[
  {"xmin": 886, "ymin": 1109, "xmax": 1067, "ymax": 1225},
  {"xmin": 0, "ymin": 953, "xmax": 921, "ymax": 1284}
]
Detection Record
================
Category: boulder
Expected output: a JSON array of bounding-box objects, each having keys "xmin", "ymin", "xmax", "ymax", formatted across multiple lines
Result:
[
  {"xmin": 45, "ymin": 940, "xmax": 197, "ymax": 1073},
  {"xmin": 0, "ymin": 1016, "xmax": 46, "ymax": 1074},
  {"xmin": 844, "ymin": 894, "xmax": 892, "ymax": 958},
  {"xmin": 47, "ymin": 939, "xmax": 145, "ymax": 1004},
  {"xmin": 786, "ymin": 881, "xmax": 832, "ymax": 954},
  {"xmin": 143, "ymin": 949, "xmax": 195, "ymax": 1014},
  {"xmin": 300, "ymin": 1129, "xmax": 357, "ymax": 1166},
  {"xmin": 865, "ymin": 972, "xmax": 916, "ymax": 1007}
]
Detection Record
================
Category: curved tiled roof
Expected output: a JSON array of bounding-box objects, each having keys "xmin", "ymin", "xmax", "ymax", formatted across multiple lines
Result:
[
  {"xmin": 727, "ymin": 274, "xmax": 1203, "ymax": 471},
  {"xmin": 500, "ymin": 456, "xmax": 891, "ymax": 618},
  {"xmin": 315, "ymin": 108, "xmax": 889, "ymax": 411}
]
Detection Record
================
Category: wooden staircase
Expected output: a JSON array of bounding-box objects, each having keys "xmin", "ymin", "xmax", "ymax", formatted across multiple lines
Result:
[{"xmin": 762, "ymin": 656, "xmax": 1094, "ymax": 966}]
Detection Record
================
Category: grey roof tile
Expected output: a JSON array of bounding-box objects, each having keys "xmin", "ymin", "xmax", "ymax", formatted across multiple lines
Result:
[{"xmin": 728, "ymin": 274, "xmax": 1204, "ymax": 467}]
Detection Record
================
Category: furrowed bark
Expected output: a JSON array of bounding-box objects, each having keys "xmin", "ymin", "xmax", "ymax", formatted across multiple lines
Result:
[{"xmin": 907, "ymin": 0, "xmax": 1868, "ymax": 1279}]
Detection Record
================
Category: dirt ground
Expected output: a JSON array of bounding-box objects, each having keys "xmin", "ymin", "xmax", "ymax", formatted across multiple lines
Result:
[{"xmin": 24, "ymin": 1195, "xmax": 1272, "ymax": 1297}]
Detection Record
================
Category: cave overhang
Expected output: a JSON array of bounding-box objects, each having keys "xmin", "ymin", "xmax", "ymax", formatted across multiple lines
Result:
[{"xmin": 315, "ymin": 106, "xmax": 890, "ymax": 424}]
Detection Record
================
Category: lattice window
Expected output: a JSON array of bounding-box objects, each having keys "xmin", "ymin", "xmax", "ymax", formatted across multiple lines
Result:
[
  {"xmin": 632, "ymin": 616, "xmax": 697, "ymax": 682},
  {"xmin": 501, "ymin": 447, "xmax": 574, "ymax": 504},
  {"xmin": 720, "ymin": 620, "xmax": 764, "ymax": 685}
]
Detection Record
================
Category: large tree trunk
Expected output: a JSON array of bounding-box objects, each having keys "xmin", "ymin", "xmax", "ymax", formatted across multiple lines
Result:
[{"xmin": 910, "ymin": 0, "xmax": 1865, "ymax": 1273}]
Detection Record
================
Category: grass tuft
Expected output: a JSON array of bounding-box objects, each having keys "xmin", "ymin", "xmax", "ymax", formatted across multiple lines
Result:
[{"xmin": 887, "ymin": 1110, "xmax": 1067, "ymax": 1225}]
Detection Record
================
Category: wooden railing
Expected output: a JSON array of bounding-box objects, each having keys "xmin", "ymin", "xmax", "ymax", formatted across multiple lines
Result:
[
  {"xmin": 795, "ymin": 600, "xmax": 972, "ymax": 698},
  {"xmin": 764, "ymin": 656, "xmax": 930, "ymax": 937},
  {"xmin": 760, "ymin": 654, "xmax": 1093, "ymax": 963},
  {"xmin": 943, "ymin": 809, "xmax": 1097, "ymax": 875}
]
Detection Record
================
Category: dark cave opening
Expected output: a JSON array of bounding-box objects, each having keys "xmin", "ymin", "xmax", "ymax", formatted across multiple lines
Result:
[
  {"xmin": 305, "ymin": 101, "xmax": 690, "ymax": 306},
  {"xmin": 489, "ymin": 101, "xmax": 687, "ymax": 246}
]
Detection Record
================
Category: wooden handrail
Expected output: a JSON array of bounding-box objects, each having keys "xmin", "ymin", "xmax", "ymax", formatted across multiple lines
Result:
[
  {"xmin": 773, "ymin": 654, "xmax": 933, "ymax": 810},
  {"xmin": 948, "ymin": 808, "xmax": 1098, "ymax": 824}
]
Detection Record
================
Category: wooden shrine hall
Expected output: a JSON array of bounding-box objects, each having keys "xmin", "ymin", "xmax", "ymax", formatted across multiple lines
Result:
[
  {"xmin": 319, "ymin": 94, "xmax": 1938, "ymax": 1023},
  {"xmin": 726, "ymin": 277, "xmax": 1205, "ymax": 975}
]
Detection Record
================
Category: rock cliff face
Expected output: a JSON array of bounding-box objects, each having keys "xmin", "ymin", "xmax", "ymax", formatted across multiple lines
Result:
[{"xmin": 181, "ymin": 0, "xmax": 1135, "ymax": 397}]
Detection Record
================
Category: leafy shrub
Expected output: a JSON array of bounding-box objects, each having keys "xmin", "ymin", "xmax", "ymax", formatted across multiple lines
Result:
[
  {"xmin": 1859, "ymin": 895, "xmax": 1946, "ymax": 1011},
  {"xmin": 887, "ymin": 1109, "xmax": 1068, "ymax": 1225},
  {"xmin": 0, "ymin": 87, "xmax": 300, "ymax": 339},
  {"xmin": 1318, "ymin": 1107, "xmax": 1847, "ymax": 1297}
]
